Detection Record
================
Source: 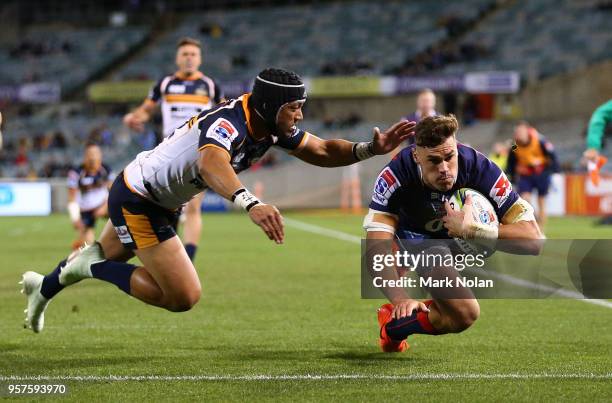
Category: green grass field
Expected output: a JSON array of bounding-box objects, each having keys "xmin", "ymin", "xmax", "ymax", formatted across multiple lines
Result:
[{"xmin": 1, "ymin": 213, "xmax": 611, "ymax": 402}]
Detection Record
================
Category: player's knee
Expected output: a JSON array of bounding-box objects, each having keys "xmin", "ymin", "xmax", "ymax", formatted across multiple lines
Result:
[
  {"xmin": 165, "ymin": 286, "xmax": 201, "ymax": 312},
  {"xmin": 452, "ymin": 301, "xmax": 480, "ymax": 332}
]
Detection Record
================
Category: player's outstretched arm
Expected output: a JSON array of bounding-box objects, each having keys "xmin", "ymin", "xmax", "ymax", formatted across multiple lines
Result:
[
  {"xmin": 294, "ymin": 121, "xmax": 415, "ymax": 167},
  {"xmin": 365, "ymin": 211, "xmax": 429, "ymax": 319},
  {"xmin": 198, "ymin": 147, "xmax": 284, "ymax": 244},
  {"xmin": 123, "ymin": 99, "xmax": 156, "ymax": 132}
]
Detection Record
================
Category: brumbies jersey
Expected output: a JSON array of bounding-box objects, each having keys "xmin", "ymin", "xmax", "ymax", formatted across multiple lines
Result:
[
  {"xmin": 148, "ymin": 71, "xmax": 223, "ymax": 137},
  {"xmin": 369, "ymin": 144, "xmax": 519, "ymax": 238},
  {"xmin": 124, "ymin": 94, "xmax": 309, "ymax": 210},
  {"xmin": 67, "ymin": 164, "xmax": 113, "ymax": 211}
]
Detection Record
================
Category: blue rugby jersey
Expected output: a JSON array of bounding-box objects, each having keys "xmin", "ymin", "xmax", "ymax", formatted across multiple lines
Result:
[{"xmin": 369, "ymin": 143, "xmax": 518, "ymax": 238}]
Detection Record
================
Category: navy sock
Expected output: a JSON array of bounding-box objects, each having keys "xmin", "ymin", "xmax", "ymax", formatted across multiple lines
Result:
[
  {"xmin": 90, "ymin": 261, "xmax": 137, "ymax": 294},
  {"xmin": 385, "ymin": 302, "xmax": 437, "ymax": 340},
  {"xmin": 40, "ymin": 259, "xmax": 67, "ymax": 299},
  {"xmin": 185, "ymin": 243, "xmax": 197, "ymax": 261}
]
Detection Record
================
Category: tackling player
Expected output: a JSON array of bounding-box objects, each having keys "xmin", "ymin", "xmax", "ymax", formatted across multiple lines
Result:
[
  {"xmin": 66, "ymin": 143, "xmax": 113, "ymax": 249},
  {"xmin": 21, "ymin": 68, "xmax": 415, "ymax": 333},
  {"xmin": 363, "ymin": 114, "xmax": 543, "ymax": 352},
  {"xmin": 123, "ymin": 37, "xmax": 224, "ymax": 261}
]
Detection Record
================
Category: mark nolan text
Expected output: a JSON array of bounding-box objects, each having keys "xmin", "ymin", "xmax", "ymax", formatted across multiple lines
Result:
[{"xmin": 373, "ymin": 276, "xmax": 494, "ymax": 288}]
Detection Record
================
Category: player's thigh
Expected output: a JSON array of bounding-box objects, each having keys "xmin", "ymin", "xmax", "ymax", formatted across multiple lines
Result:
[
  {"xmin": 106, "ymin": 172, "xmax": 199, "ymax": 300},
  {"xmin": 185, "ymin": 192, "xmax": 204, "ymax": 215},
  {"xmin": 134, "ymin": 236, "xmax": 200, "ymax": 302},
  {"xmin": 98, "ymin": 219, "xmax": 135, "ymax": 262}
]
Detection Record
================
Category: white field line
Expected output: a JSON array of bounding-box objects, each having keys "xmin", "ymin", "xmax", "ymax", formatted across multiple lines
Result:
[
  {"xmin": 0, "ymin": 374, "xmax": 611, "ymax": 382},
  {"xmin": 283, "ymin": 218, "xmax": 612, "ymax": 309}
]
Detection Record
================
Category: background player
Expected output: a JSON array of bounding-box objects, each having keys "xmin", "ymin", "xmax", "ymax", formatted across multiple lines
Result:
[
  {"xmin": 66, "ymin": 143, "xmax": 113, "ymax": 249},
  {"xmin": 123, "ymin": 37, "xmax": 223, "ymax": 261},
  {"xmin": 22, "ymin": 68, "xmax": 415, "ymax": 333},
  {"xmin": 506, "ymin": 121, "xmax": 559, "ymax": 229},
  {"xmin": 363, "ymin": 114, "xmax": 542, "ymax": 352},
  {"xmin": 402, "ymin": 88, "xmax": 438, "ymax": 146}
]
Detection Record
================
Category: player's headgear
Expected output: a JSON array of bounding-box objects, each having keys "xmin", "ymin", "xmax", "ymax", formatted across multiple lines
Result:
[{"xmin": 250, "ymin": 68, "xmax": 306, "ymax": 133}]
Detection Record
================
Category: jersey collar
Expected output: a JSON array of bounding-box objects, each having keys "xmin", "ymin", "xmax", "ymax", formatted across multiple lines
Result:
[{"xmin": 174, "ymin": 71, "xmax": 204, "ymax": 81}]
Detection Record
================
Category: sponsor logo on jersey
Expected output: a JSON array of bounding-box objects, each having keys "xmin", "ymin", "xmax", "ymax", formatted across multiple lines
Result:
[
  {"xmin": 372, "ymin": 167, "xmax": 400, "ymax": 206},
  {"xmin": 168, "ymin": 84, "xmax": 186, "ymax": 94},
  {"xmin": 490, "ymin": 172, "xmax": 511, "ymax": 207},
  {"xmin": 115, "ymin": 225, "xmax": 134, "ymax": 244},
  {"xmin": 195, "ymin": 88, "xmax": 209, "ymax": 97},
  {"xmin": 205, "ymin": 118, "xmax": 239, "ymax": 149}
]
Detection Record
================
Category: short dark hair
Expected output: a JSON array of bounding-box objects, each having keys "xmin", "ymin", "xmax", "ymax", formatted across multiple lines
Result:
[
  {"xmin": 415, "ymin": 114, "xmax": 459, "ymax": 148},
  {"xmin": 177, "ymin": 37, "xmax": 202, "ymax": 49}
]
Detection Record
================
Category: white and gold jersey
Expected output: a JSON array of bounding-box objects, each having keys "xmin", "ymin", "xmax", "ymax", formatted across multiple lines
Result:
[
  {"xmin": 148, "ymin": 71, "xmax": 223, "ymax": 137},
  {"xmin": 124, "ymin": 94, "xmax": 309, "ymax": 210}
]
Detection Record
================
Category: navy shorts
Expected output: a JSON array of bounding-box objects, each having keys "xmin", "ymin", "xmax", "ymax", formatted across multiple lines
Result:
[
  {"xmin": 108, "ymin": 172, "xmax": 179, "ymax": 250},
  {"xmin": 80, "ymin": 210, "xmax": 97, "ymax": 229},
  {"xmin": 517, "ymin": 172, "xmax": 551, "ymax": 196}
]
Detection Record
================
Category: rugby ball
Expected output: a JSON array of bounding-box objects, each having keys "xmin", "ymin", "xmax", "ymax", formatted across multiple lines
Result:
[{"xmin": 448, "ymin": 188, "xmax": 498, "ymax": 256}]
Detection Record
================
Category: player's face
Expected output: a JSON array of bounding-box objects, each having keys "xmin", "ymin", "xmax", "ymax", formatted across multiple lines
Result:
[
  {"xmin": 176, "ymin": 45, "xmax": 201, "ymax": 75},
  {"xmin": 83, "ymin": 146, "xmax": 102, "ymax": 170},
  {"xmin": 414, "ymin": 136, "xmax": 458, "ymax": 192},
  {"xmin": 514, "ymin": 124, "xmax": 530, "ymax": 145},
  {"xmin": 276, "ymin": 100, "xmax": 304, "ymax": 137},
  {"xmin": 417, "ymin": 92, "xmax": 436, "ymax": 113}
]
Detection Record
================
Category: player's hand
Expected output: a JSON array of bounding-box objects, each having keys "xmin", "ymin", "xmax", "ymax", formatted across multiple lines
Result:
[
  {"xmin": 248, "ymin": 204, "xmax": 284, "ymax": 244},
  {"xmin": 583, "ymin": 148, "xmax": 599, "ymax": 164},
  {"xmin": 391, "ymin": 298, "xmax": 430, "ymax": 319},
  {"xmin": 371, "ymin": 120, "xmax": 416, "ymax": 155},
  {"xmin": 442, "ymin": 195, "xmax": 474, "ymax": 238},
  {"xmin": 123, "ymin": 112, "xmax": 145, "ymax": 132}
]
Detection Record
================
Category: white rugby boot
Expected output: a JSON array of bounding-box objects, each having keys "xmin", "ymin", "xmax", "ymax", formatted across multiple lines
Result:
[
  {"xmin": 20, "ymin": 271, "xmax": 49, "ymax": 333},
  {"xmin": 58, "ymin": 242, "xmax": 105, "ymax": 286}
]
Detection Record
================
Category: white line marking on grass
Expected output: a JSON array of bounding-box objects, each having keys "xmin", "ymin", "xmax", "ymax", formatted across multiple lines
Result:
[
  {"xmin": 284, "ymin": 218, "xmax": 612, "ymax": 310},
  {"xmin": 1, "ymin": 374, "xmax": 610, "ymax": 382},
  {"xmin": 284, "ymin": 218, "xmax": 362, "ymax": 244}
]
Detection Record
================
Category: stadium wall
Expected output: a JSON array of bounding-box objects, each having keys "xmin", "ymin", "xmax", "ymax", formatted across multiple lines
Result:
[{"xmin": 520, "ymin": 60, "xmax": 612, "ymax": 121}]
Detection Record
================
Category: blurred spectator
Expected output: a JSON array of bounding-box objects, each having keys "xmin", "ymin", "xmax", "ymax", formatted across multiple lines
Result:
[
  {"xmin": 403, "ymin": 88, "xmax": 438, "ymax": 145},
  {"xmin": 51, "ymin": 131, "xmax": 68, "ymax": 149},
  {"xmin": 15, "ymin": 138, "xmax": 30, "ymax": 167},
  {"xmin": 100, "ymin": 126, "xmax": 114, "ymax": 146},
  {"xmin": 404, "ymin": 88, "xmax": 438, "ymax": 122},
  {"xmin": 231, "ymin": 54, "xmax": 250, "ymax": 68}
]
